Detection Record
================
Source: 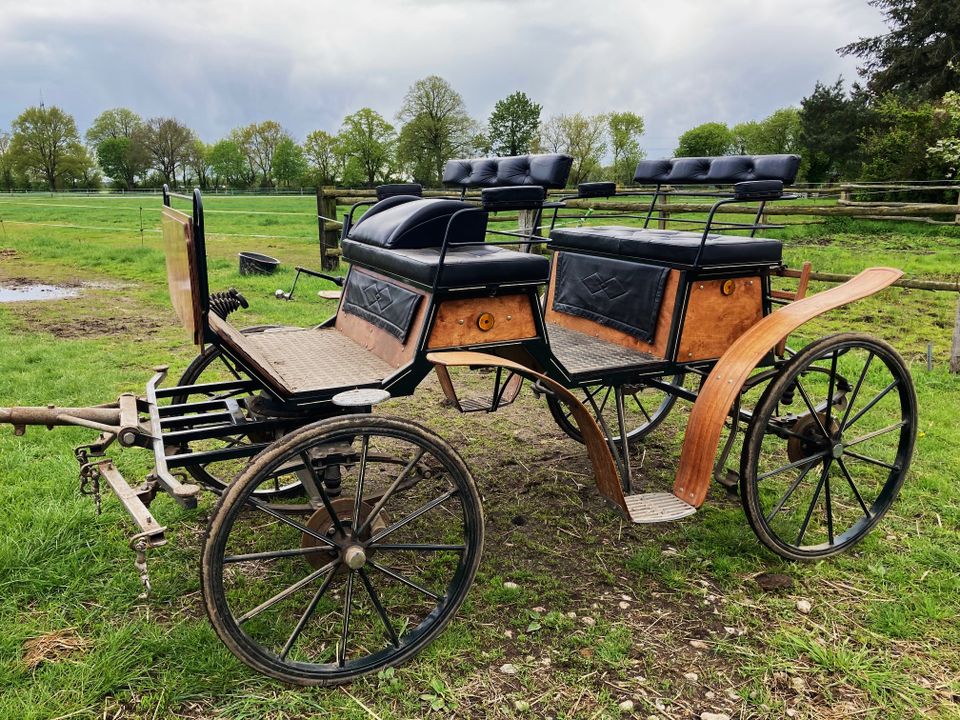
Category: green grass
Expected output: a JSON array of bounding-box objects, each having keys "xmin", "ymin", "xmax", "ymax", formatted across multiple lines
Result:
[{"xmin": 0, "ymin": 193, "xmax": 958, "ymax": 718}]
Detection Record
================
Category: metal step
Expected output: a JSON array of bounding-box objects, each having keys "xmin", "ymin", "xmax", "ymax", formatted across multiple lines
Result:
[{"xmin": 625, "ymin": 492, "xmax": 697, "ymax": 524}]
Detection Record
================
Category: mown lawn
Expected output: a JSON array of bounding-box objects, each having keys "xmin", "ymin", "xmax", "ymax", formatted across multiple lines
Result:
[{"xmin": 0, "ymin": 193, "xmax": 957, "ymax": 719}]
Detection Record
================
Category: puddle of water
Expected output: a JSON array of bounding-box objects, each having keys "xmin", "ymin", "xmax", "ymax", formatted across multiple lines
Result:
[{"xmin": 0, "ymin": 283, "xmax": 80, "ymax": 303}]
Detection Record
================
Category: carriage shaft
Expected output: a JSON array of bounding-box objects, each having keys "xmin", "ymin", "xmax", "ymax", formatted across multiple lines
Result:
[{"xmin": 0, "ymin": 405, "xmax": 122, "ymax": 432}]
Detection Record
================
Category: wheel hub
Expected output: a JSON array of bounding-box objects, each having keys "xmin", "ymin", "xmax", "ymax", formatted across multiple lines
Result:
[
  {"xmin": 300, "ymin": 497, "xmax": 388, "ymax": 569},
  {"xmin": 786, "ymin": 412, "xmax": 841, "ymax": 463}
]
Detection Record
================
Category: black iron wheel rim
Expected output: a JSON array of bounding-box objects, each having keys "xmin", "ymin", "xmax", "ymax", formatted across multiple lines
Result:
[
  {"xmin": 206, "ymin": 417, "xmax": 482, "ymax": 682},
  {"xmin": 742, "ymin": 334, "xmax": 916, "ymax": 559}
]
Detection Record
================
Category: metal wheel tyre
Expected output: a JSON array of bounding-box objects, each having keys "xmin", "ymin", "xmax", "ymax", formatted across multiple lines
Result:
[
  {"xmin": 546, "ymin": 375, "xmax": 682, "ymax": 444},
  {"xmin": 201, "ymin": 415, "xmax": 484, "ymax": 685},
  {"xmin": 740, "ymin": 333, "xmax": 917, "ymax": 561},
  {"xmin": 172, "ymin": 329, "xmax": 303, "ymax": 496}
]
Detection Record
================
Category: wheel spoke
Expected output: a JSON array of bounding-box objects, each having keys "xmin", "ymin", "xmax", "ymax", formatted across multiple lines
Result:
[
  {"xmin": 358, "ymin": 568, "xmax": 400, "ymax": 648},
  {"xmin": 218, "ymin": 354, "xmax": 243, "ymax": 381},
  {"xmin": 279, "ymin": 570, "xmax": 338, "ymax": 660},
  {"xmin": 758, "ymin": 449, "xmax": 830, "ymax": 482},
  {"xmin": 824, "ymin": 464, "xmax": 834, "ymax": 545},
  {"xmin": 238, "ymin": 560, "xmax": 338, "ymax": 624},
  {"xmin": 337, "ymin": 572, "xmax": 354, "ymax": 667},
  {"xmin": 844, "ymin": 421, "xmax": 907, "ymax": 449},
  {"xmin": 631, "ymin": 393, "xmax": 653, "ymax": 424},
  {"xmin": 795, "ymin": 379, "xmax": 831, "ymax": 440},
  {"xmin": 764, "ymin": 459, "xmax": 818, "ymax": 523},
  {"xmin": 836, "ymin": 457, "xmax": 872, "ymax": 519},
  {"xmin": 598, "ymin": 386, "xmax": 613, "ymax": 414},
  {"xmin": 367, "ymin": 488, "xmax": 458, "ymax": 545},
  {"xmin": 368, "ymin": 559, "xmax": 441, "ymax": 601},
  {"xmin": 839, "ymin": 351, "xmax": 874, "ymax": 430},
  {"xmin": 844, "ymin": 449, "xmax": 899, "ymax": 471},
  {"xmin": 356, "ymin": 449, "xmax": 426, "ymax": 537},
  {"xmin": 370, "ymin": 543, "xmax": 466, "ymax": 552},
  {"xmin": 825, "ymin": 349, "xmax": 838, "ymax": 432},
  {"xmin": 843, "ymin": 380, "xmax": 899, "ymax": 431},
  {"xmin": 352, "ymin": 435, "xmax": 370, "ymax": 529},
  {"xmin": 299, "ymin": 451, "xmax": 348, "ymax": 537},
  {"xmin": 795, "ymin": 462, "xmax": 829, "ymax": 546},
  {"xmin": 245, "ymin": 495, "xmax": 338, "ymax": 549},
  {"xmin": 225, "ymin": 546, "xmax": 333, "ymax": 564}
]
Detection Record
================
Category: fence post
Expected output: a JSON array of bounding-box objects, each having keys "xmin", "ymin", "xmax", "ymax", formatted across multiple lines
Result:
[
  {"xmin": 317, "ymin": 187, "xmax": 340, "ymax": 271},
  {"xmin": 955, "ymin": 188, "xmax": 960, "ymax": 225},
  {"xmin": 657, "ymin": 192, "xmax": 670, "ymax": 230},
  {"xmin": 840, "ymin": 184, "xmax": 850, "ymax": 203},
  {"xmin": 951, "ymin": 295, "xmax": 960, "ymax": 373},
  {"xmin": 518, "ymin": 209, "xmax": 543, "ymax": 253}
]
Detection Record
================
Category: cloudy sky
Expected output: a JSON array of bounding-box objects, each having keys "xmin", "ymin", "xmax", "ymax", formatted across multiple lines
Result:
[{"xmin": 0, "ymin": 0, "xmax": 886, "ymax": 156}]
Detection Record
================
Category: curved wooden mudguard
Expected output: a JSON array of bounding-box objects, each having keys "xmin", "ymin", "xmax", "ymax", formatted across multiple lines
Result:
[
  {"xmin": 673, "ymin": 267, "xmax": 904, "ymax": 507},
  {"xmin": 426, "ymin": 351, "xmax": 628, "ymax": 516}
]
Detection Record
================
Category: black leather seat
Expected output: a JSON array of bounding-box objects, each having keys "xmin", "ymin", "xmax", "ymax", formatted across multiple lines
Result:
[
  {"xmin": 549, "ymin": 226, "xmax": 782, "ymax": 267},
  {"xmin": 342, "ymin": 238, "xmax": 549, "ymax": 287}
]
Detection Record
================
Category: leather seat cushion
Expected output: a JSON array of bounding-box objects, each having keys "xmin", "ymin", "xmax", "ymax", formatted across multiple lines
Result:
[
  {"xmin": 550, "ymin": 226, "xmax": 782, "ymax": 266},
  {"xmin": 342, "ymin": 238, "xmax": 549, "ymax": 287},
  {"xmin": 349, "ymin": 197, "xmax": 485, "ymax": 249}
]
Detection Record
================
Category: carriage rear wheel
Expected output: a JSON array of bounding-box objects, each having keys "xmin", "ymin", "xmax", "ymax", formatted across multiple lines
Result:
[
  {"xmin": 546, "ymin": 375, "xmax": 682, "ymax": 444},
  {"xmin": 201, "ymin": 415, "xmax": 484, "ymax": 685},
  {"xmin": 740, "ymin": 333, "xmax": 917, "ymax": 561}
]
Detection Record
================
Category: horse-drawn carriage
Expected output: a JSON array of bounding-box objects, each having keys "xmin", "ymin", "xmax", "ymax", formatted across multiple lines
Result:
[{"xmin": 0, "ymin": 153, "xmax": 916, "ymax": 684}]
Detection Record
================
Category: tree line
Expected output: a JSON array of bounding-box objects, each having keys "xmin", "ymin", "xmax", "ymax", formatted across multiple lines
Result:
[
  {"xmin": 0, "ymin": 76, "xmax": 646, "ymax": 192},
  {"xmin": 0, "ymin": 0, "xmax": 956, "ymax": 191}
]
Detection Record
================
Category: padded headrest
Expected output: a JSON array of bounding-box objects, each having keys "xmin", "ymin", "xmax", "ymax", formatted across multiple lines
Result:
[
  {"xmin": 348, "ymin": 197, "xmax": 486, "ymax": 250},
  {"xmin": 634, "ymin": 154, "xmax": 801, "ymax": 185},
  {"xmin": 442, "ymin": 153, "xmax": 573, "ymax": 190}
]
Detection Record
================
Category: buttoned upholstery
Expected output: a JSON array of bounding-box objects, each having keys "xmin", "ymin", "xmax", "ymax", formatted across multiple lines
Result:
[
  {"xmin": 634, "ymin": 154, "xmax": 800, "ymax": 185},
  {"xmin": 442, "ymin": 153, "xmax": 573, "ymax": 189}
]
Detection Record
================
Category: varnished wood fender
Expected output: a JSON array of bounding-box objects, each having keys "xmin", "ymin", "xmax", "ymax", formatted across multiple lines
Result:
[
  {"xmin": 426, "ymin": 351, "xmax": 628, "ymax": 517},
  {"xmin": 673, "ymin": 267, "xmax": 904, "ymax": 507}
]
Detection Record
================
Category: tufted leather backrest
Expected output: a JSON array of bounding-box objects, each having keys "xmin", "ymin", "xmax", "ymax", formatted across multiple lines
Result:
[
  {"xmin": 634, "ymin": 154, "xmax": 801, "ymax": 185},
  {"xmin": 442, "ymin": 153, "xmax": 573, "ymax": 190}
]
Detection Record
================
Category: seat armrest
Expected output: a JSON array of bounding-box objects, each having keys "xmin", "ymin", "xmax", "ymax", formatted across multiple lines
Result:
[
  {"xmin": 376, "ymin": 183, "xmax": 423, "ymax": 200},
  {"xmin": 733, "ymin": 180, "xmax": 783, "ymax": 201},
  {"xmin": 577, "ymin": 181, "xmax": 617, "ymax": 198},
  {"xmin": 481, "ymin": 185, "xmax": 546, "ymax": 211}
]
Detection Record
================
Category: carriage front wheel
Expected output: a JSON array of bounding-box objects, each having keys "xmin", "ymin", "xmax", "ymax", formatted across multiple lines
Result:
[
  {"xmin": 740, "ymin": 333, "xmax": 917, "ymax": 561},
  {"xmin": 201, "ymin": 415, "xmax": 484, "ymax": 685}
]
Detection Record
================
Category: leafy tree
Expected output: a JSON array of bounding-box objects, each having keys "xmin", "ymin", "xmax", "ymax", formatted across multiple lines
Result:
[
  {"xmin": 85, "ymin": 108, "xmax": 143, "ymax": 146},
  {"xmin": 304, "ymin": 129, "xmax": 342, "ymax": 185},
  {"xmin": 674, "ymin": 122, "xmax": 734, "ymax": 157},
  {"xmin": 141, "ymin": 117, "xmax": 194, "ymax": 186},
  {"xmin": 9, "ymin": 105, "xmax": 83, "ymax": 189},
  {"xmin": 733, "ymin": 108, "xmax": 802, "ymax": 156},
  {"xmin": 0, "ymin": 132, "xmax": 13, "ymax": 190},
  {"xmin": 397, "ymin": 76, "xmax": 475, "ymax": 185},
  {"xmin": 860, "ymin": 95, "xmax": 959, "ymax": 180},
  {"xmin": 86, "ymin": 108, "xmax": 148, "ymax": 189},
  {"xmin": 928, "ymin": 91, "xmax": 960, "ymax": 177},
  {"xmin": 60, "ymin": 144, "xmax": 100, "ymax": 189},
  {"xmin": 273, "ymin": 137, "xmax": 307, "ymax": 187},
  {"xmin": 537, "ymin": 114, "xmax": 607, "ymax": 185},
  {"xmin": 487, "ymin": 91, "xmax": 542, "ymax": 156},
  {"xmin": 339, "ymin": 108, "xmax": 396, "ymax": 186},
  {"xmin": 209, "ymin": 139, "xmax": 247, "ymax": 188},
  {"xmin": 234, "ymin": 121, "xmax": 291, "ymax": 186},
  {"xmin": 607, "ymin": 111, "xmax": 645, "ymax": 184},
  {"xmin": 839, "ymin": 0, "xmax": 960, "ymax": 100},
  {"xmin": 189, "ymin": 140, "xmax": 211, "ymax": 190},
  {"xmin": 799, "ymin": 78, "xmax": 875, "ymax": 182}
]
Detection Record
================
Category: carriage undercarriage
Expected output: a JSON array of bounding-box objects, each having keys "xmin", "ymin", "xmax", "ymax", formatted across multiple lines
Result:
[{"xmin": 0, "ymin": 152, "xmax": 917, "ymax": 684}]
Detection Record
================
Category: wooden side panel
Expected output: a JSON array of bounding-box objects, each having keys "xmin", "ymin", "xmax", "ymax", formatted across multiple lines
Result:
[
  {"xmin": 673, "ymin": 267, "xmax": 904, "ymax": 508},
  {"xmin": 161, "ymin": 207, "xmax": 202, "ymax": 345},
  {"xmin": 677, "ymin": 277, "xmax": 763, "ymax": 361},
  {"xmin": 334, "ymin": 268, "xmax": 430, "ymax": 369},
  {"xmin": 544, "ymin": 253, "xmax": 679, "ymax": 359},
  {"xmin": 427, "ymin": 350, "xmax": 627, "ymax": 517},
  {"xmin": 427, "ymin": 294, "xmax": 538, "ymax": 349}
]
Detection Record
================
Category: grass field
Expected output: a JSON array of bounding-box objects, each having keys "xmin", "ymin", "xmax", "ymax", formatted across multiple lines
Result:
[{"xmin": 0, "ymin": 192, "xmax": 958, "ymax": 719}]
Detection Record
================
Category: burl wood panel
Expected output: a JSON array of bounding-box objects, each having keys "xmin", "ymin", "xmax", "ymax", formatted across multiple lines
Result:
[
  {"xmin": 335, "ymin": 268, "xmax": 430, "ymax": 369},
  {"xmin": 673, "ymin": 267, "xmax": 903, "ymax": 508},
  {"xmin": 677, "ymin": 277, "xmax": 764, "ymax": 362},
  {"xmin": 543, "ymin": 253, "xmax": 679, "ymax": 359},
  {"xmin": 161, "ymin": 207, "xmax": 203, "ymax": 346},
  {"xmin": 426, "ymin": 294, "xmax": 538, "ymax": 349}
]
